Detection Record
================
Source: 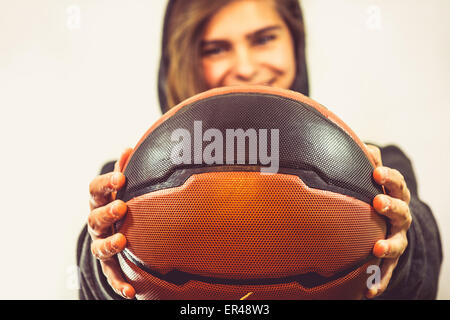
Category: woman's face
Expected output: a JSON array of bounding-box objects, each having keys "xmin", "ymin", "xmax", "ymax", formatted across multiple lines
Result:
[{"xmin": 201, "ymin": 0, "xmax": 296, "ymax": 89}]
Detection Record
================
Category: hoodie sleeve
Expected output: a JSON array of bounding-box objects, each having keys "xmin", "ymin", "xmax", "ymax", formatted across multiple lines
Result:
[{"xmin": 374, "ymin": 145, "xmax": 442, "ymax": 299}]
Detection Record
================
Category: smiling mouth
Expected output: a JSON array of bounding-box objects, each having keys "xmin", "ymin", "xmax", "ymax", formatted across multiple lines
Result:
[{"xmin": 225, "ymin": 78, "xmax": 276, "ymax": 87}]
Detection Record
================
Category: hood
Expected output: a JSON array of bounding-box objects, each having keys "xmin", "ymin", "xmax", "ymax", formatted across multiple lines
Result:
[{"xmin": 157, "ymin": 0, "xmax": 309, "ymax": 114}]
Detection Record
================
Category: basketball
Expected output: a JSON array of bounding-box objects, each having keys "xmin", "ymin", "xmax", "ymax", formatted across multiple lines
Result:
[{"xmin": 114, "ymin": 86, "xmax": 386, "ymax": 300}]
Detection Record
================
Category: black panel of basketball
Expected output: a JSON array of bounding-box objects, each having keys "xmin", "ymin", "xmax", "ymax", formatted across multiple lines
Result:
[{"xmin": 117, "ymin": 92, "xmax": 382, "ymax": 203}]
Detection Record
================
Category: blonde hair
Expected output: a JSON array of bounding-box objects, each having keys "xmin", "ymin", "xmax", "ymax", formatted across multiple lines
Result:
[{"xmin": 164, "ymin": 0, "xmax": 306, "ymax": 109}]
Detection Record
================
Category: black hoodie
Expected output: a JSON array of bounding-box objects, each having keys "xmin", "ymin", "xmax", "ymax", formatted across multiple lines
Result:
[{"xmin": 77, "ymin": 0, "xmax": 442, "ymax": 300}]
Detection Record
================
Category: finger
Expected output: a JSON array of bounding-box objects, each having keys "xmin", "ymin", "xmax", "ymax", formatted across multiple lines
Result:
[
  {"xmin": 114, "ymin": 148, "xmax": 134, "ymax": 173},
  {"xmin": 89, "ymin": 172, "xmax": 126, "ymax": 209},
  {"xmin": 88, "ymin": 200, "xmax": 127, "ymax": 237},
  {"xmin": 100, "ymin": 258, "xmax": 136, "ymax": 299},
  {"xmin": 373, "ymin": 231, "xmax": 408, "ymax": 259},
  {"xmin": 365, "ymin": 144, "xmax": 383, "ymax": 167},
  {"xmin": 373, "ymin": 195, "xmax": 412, "ymax": 228},
  {"xmin": 111, "ymin": 148, "xmax": 133, "ymax": 201},
  {"xmin": 371, "ymin": 258, "xmax": 399, "ymax": 298},
  {"xmin": 91, "ymin": 233, "xmax": 127, "ymax": 260},
  {"xmin": 373, "ymin": 166, "xmax": 411, "ymax": 204}
]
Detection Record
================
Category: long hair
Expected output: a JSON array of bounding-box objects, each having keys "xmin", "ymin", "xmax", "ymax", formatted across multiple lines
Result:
[{"xmin": 159, "ymin": 0, "xmax": 308, "ymax": 113}]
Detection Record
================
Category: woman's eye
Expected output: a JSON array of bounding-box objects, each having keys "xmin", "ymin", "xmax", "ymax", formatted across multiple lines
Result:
[
  {"xmin": 202, "ymin": 47, "xmax": 226, "ymax": 57},
  {"xmin": 254, "ymin": 34, "xmax": 276, "ymax": 46}
]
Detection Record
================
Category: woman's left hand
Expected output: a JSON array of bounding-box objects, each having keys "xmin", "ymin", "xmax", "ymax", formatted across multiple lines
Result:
[{"xmin": 365, "ymin": 144, "xmax": 412, "ymax": 299}]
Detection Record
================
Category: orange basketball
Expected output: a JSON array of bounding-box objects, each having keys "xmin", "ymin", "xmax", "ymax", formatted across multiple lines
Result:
[{"xmin": 114, "ymin": 86, "xmax": 386, "ymax": 300}]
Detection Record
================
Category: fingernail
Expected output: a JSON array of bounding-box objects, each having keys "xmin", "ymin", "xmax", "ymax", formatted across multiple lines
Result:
[
  {"xmin": 366, "ymin": 287, "xmax": 377, "ymax": 299},
  {"xmin": 381, "ymin": 196, "xmax": 390, "ymax": 212},
  {"xmin": 114, "ymin": 287, "xmax": 127, "ymax": 299},
  {"xmin": 112, "ymin": 201, "xmax": 126, "ymax": 217},
  {"xmin": 122, "ymin": 288, "xmax": 129, "ymax": 299},
  {"xmin": 375, "ymin": 287, "xmax": 382, "ymax": 297},
  {"xmin": 112, "ymin": 233, "xmax": 122, "ymax": 249},
  {"xmin": 375, "ymin": 240, "xmax": 388, "ymax": 258},
  {"xmin": 110, "ymin": 202, "xmax": 118, "ymax": 216},
  {"xmin": 111, "ymin": 173, "xmax": 121, "ymax": 187},
  {"xmin": 111, "ymin": 202, "xmax": 120, "ymax": 217},
  {"xmin": 379, "ymin": 167, "xmax": 388, "ymax": 184}
]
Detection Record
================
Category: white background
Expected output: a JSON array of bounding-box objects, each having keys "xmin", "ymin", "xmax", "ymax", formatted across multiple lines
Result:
[{"xmin": 0, "ymin": 0, "xmax": 448, "ymax": 299}]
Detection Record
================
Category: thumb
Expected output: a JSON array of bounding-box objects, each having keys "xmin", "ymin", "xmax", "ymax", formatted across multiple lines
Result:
[
  {"xmin": 365, "ymin": 144, "xmax": 383, "ymax": 167},
  {"xmin": 114, "ymin": 147, "xmax": 134, "ymax": 173}
]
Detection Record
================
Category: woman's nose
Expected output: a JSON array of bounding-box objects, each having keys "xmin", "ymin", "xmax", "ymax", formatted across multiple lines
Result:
[{"xmin": 233, "ymin": 46, "xmax": 257, "ymax": 81}]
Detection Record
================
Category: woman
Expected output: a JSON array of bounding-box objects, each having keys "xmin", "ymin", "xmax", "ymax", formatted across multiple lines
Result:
[{"xmin": 78, "ymin": 0, "xmax": 442, "ymax": 300}]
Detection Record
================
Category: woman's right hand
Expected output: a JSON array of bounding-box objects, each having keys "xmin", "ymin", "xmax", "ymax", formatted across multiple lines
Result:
[{"xmin": 88, "ymin": 148, "xmax": 136, "ymax": 299}]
